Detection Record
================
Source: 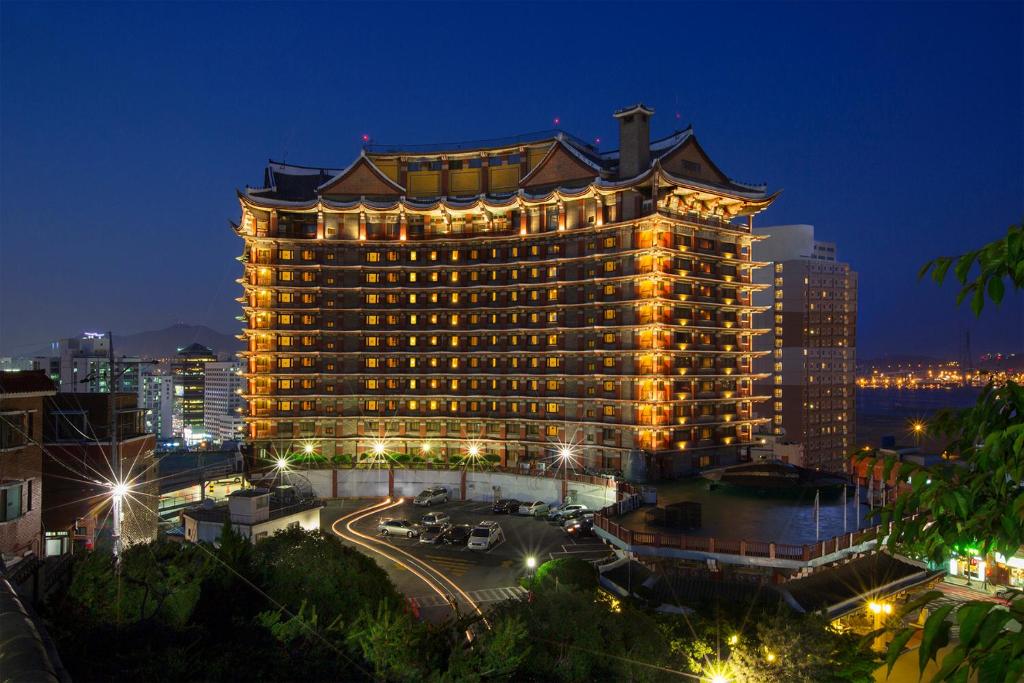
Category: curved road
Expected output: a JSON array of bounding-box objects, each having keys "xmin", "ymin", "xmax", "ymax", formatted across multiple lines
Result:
[{"xmin": 330, "ymin": 498, "xmax": 487, "ymax": 626}]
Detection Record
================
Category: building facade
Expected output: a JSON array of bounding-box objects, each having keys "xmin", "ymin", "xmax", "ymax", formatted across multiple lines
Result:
[
  {"xmin": 204, "ymin": 359, "xmax": 246, "ymax": 443},
  {"xmin": 171, "ymin": 343, "xmax": 217, "ymax": 443},
  {"xmin": 138, "ymin": 362, "xmax": 174, "ymax": 439},
  {"xmin": 752, "ymin": 225, "xmax": 858, "ymax": 472},
  {"xmin": 42, "ymin": 392, "xmax": 158, "ymax": 554},
  {"xmin": 235, "ymin": 105, "xmax": 778, "ymax": 479},
  {"xmin": 35, "ymin": 333, "xmax": 143, "ymax": 394},
  {"xmin": 0, "ymin": 371, "xmax": 55, "ymax": 563}
]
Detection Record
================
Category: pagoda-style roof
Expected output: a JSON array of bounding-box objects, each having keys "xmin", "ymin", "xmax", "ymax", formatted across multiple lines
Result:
[
  {"xmin": 241, "ymin": 120, "xmax": 774, "ymax": 214},
  {"xmin": 519, "ymin": 139, "xmax": 601, "ymax": 189},
  {"xmin": 317, "ymin": 153, "xmax": 405, "ymax": 197}
]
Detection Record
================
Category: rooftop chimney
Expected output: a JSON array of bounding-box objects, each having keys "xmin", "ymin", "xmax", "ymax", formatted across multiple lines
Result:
[{"xmin": 614, "ymin": 104, "xmax": 654, "ymax": 179}]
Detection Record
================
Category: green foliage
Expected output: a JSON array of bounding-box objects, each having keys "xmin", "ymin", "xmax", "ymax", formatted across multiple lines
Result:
[
  {"xmin": 919, "ymin": 221, "xmax": 1023, "ymax": 315},
  {"xmin": 65, "ymin": 539, "xmax": 213, "ymax": 627},
  {"xmin": 656, "ymin": 609, "xmax": 878, "ymax": 683},
  {"xmin": 347, "ymin": 603, "xmax": 428, "ymax": 682},
  {"xmin": 254, "ymin": 526, "xmax": 403, "ymax": 623},
  {"xmin": 484, "ymin": 588, "xmax": 671, "ymax": 682},
  {"xmin": 531, "ymin": 557, "xmax": 598, "ymax": 591},
  {"xmin": 47, "ymin": 529, "xmax": 400, "ymax": 682},
  {"xmin": 859, "ymin": 220, "xmax": 1024, "ymax": 682},
  {"xmin": 723, "ymin": 612, "xmax": 878, "ymax": 683}
]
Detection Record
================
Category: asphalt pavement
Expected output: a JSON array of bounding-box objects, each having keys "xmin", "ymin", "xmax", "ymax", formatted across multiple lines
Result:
[{"xmin": 321, "ymin": 497, "xmax": 612, "ymax": 620}]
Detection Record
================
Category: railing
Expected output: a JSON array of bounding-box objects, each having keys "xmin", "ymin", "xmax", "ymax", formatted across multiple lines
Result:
[{"xmin": 593, "ymin": 506, "xmax": 896, "ymax": 563}]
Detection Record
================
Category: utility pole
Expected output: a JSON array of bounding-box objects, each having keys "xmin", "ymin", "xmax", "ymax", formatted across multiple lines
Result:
[{"xmin": 107, "ymin": 330, "xmax": 122, "ymax": 559}]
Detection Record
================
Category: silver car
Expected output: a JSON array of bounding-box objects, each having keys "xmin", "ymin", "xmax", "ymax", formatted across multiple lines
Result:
[
  {"xmin": 419, "ymin": 523, "xmax": 450, "ymax": 544},
  {"xmin": 517, "ymin": 500, "xmax": 549, "ymax": 516},
  {"xmin": 413, "ymin": 486, "xmax": 449, "ymax": 506},
  {"xmin": 377, "ymin": 518, "xmax": 419, "ymax": 538},
  {"xmin": 549, "ymin": 503, "xmax": 589, "ymax": 521},
  {"xmin": 420, "ymin": 512, "xmax": 451, "ymax": 526}
]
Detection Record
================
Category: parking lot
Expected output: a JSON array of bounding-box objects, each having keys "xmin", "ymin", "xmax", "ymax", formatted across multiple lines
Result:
[{"xmin": 325, "ymin": 497, "xmax": 612, "ymax": 597}]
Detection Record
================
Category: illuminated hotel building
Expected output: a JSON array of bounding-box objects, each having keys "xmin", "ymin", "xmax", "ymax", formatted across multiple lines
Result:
[
  {"xmin": 752, "ymin": 225, "xmax": 858, "ymax": 472},
  {"xmin": 234, "ymin": 105, "xmax": 778, "ymax": 479}
]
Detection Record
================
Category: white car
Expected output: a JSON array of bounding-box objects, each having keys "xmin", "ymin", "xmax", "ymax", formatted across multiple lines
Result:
[
  {"xmin": 517, "ymin": 500, "xmax": 549, "ymax": 516},
  {"xmin": 420, "ymin": 512, "xmax": 451, "ymax": 526},
  {"xmin": 377, "ymin": 518, "xmax": 419, "ymax": 538},
  {"xmin": 467, "ymin": 521, "xmax": 503, "ymax": 551}
]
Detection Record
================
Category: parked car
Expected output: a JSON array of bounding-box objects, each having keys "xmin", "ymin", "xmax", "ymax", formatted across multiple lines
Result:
[
  {"xmin": 557, "ymin": 507, "xmax": 591, "ymax": 522},
  {"xmin": 413, "ymin": 486, "xmax": 449, "ymax": 506},
  {"xmin": 548, "ymin": 503, "xmax": 589, "ymax": 521},
  {"xmin": 467, "ymin": 521, "xmax": 503, "ymax": 551},
  {"xmin": 491, "ymin": 498, "xmax": 520, "ymax": 514},
  {"xmin": 419, "ymin": 523, "xmax": 450, "ymax": 544},
  {"xmin": 440, "ymin": 524, "xmax": 473, "ymax": 546},
  {"xmin": 378, "ymin": 518, "xmax": 419, "ymax": 538},
  {"xmin": 517, "ymin": 500, "xmax": 549, "ymax": 517},
  {"xmin": 420, "ymin": 512, "xmax": 451, "ymax": 526},
  {"xmin": 564, "ymin": 516, "xmax": 594, "ymax": 538}
]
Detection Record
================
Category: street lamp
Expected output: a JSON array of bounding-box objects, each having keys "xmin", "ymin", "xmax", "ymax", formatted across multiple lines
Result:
[
  {"xmin": 525, "ymin": 556, "xmax": 537, "ymax": 570},
  {"xmin": 910, "ymin": 420, "xmax": 925, "ymax": 446},
  {"xmin": 557, "ymin": 444, "xmax": 577, "ymax": 502}
]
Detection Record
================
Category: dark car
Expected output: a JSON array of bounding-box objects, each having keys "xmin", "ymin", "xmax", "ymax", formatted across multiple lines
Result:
[
  {"xmin": 491, "ymin": 498, "xmax": 520, "ymax": 514},
  {"xmin": 564, "ymin": 516, "xmax": 594, "ymax": 538},
  {"xmin": 441, "ymin": 524, "xmax": 473, "ymax": 546}
]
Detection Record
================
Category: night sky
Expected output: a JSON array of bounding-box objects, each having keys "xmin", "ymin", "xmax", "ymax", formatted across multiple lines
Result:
[{"xmin": 1, "ymin": 2, "xmax": 1021, "ymax": 360}]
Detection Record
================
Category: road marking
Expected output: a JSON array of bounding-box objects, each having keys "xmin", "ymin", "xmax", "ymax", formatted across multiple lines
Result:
[{"xmin": 410, "ymin": 586, "xmax": 527, "ymax": 607}]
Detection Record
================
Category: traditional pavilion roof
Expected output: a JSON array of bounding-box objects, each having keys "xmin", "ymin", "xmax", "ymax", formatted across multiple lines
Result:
[
  {"xmin": 242, "ymin": 123, "xmax": 773, "ymax": 209},
  {"xmin": 177, "ymin": 342, "xmax": 215, "ymax": 357}
]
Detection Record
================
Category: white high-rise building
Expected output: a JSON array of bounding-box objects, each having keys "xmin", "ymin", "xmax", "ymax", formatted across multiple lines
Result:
[
  {"xmin": 34, "ymin": 333, "xmax": 144, "ymax": 394},
  {"xmin": 138, "ymin": 363, "xmax": 177, "ymax": 439},
  {"xmin": 752, "ymin": 225, "xmax": 858, "ymax": 472},
  {"xmin": 203, "ymin": 360, "xmax": 246, "ymax": 444}
]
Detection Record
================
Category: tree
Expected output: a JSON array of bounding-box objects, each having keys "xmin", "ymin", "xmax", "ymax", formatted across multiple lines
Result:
[
  {"xmin": 484, "ymin": 585, "xmax": 672, "ymax": 681},
  {"xmin": 655, "ymin": 608, "xmax": 878, "ymax": 683},
  {"xmin": 724, "ymin": 612, "xmax": 878, "ymax": 683},
  {"xmin": 46, "ymin": 528, "xmax": 404, "ymax": 682},
  {"xmin": 530, "ymin": 557, "xmax": 598, "ymax": 591},
  {"xmin": 860, "ymin": 221, "xmax": 1024, "ymax": 682}
]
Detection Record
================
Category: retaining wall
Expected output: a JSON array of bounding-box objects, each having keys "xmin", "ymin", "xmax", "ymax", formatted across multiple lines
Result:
[{"xmin": 305, "ymin": 468, "xmax": 617, "ymax": 509}]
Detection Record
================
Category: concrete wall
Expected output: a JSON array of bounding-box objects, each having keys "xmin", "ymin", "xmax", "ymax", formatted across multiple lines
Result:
[
  {"xmin": 466, "ymin": 471, "xmax": 560, "ymax": 505},
  {"xmin": 393, "ymin": 469, "xmax": 464, "ymax": 501},
  {"xmin": 329, "ymin": 469, "xmax": 390, "ymax": 498},
  {"xmin": 304, "ymin": 468, "xmax": 617, "ymax": 511}
]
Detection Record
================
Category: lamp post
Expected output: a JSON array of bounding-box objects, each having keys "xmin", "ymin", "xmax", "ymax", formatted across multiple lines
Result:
[
  {"xmin": 911, "ymin": 421, "xmax": 925, "ymax": 447},
  {"xmin": 80, "ymin": 332, "xmax": 157, "ymax": 559},
  {"xmin": 558, "ymin": 445, "xmax": 576, "ymax": 503}
]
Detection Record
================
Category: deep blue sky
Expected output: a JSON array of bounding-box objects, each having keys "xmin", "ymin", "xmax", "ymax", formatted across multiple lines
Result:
[{"xmin": 2, "ymin": 2, "xmax": 1021, "ymax": 359}]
